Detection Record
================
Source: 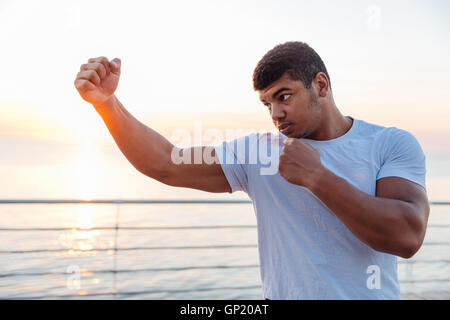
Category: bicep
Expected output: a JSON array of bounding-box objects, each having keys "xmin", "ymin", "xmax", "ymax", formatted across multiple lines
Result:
[
  {"xmin": 376, "ymin": 177, "xmax": 430, "ymax": 228},
  {"xmin": 162, "ymin": 146, "xmax": 232, "ymax": 193}
]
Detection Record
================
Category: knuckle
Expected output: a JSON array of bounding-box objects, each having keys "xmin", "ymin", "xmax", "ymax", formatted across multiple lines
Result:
[
  {"xmin": 83, "ymin": 81, "xmax": 93, "ymax": 90},
  {"xmin": 98, "ymin": 57, "xmax": 109, "ymax": 66},
  {"xmin": 77, "ymin": 71, "xmax": 87, "ymax": 79},
  {"xmin": 75, "ymin": 79, "xmax": 85, "ymax": 89},
  {"xmin": 79, "ymin": 80, "xmax": 88, "ymax": 89},
  {"xmin": 88, "ymin": 56, "xmax": 107, "ymax": 63},
  {"xmin": 96, "ymin": 62, "xmax": 106, "ymax": 74},
  {"xmin": 87, "ymin": 69, "xmax": 98, "ymax": 77},
  {"xmin": 85, "ymin": 70, "xmax": 99, "ymax": 83}
]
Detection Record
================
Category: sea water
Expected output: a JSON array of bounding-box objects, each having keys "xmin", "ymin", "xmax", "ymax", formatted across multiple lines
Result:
[{"xmin": 0, "ymin": 138, "xmax": 449, "ymax": 299}]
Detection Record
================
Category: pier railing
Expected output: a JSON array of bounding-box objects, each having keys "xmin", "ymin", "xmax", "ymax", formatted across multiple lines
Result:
[{"xmin": 0, "ymin": 199, "xmax": 449, "ymax": 299}]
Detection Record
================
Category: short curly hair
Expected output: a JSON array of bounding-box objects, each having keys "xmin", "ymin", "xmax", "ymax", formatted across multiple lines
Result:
[{"xmin": 252, "ymin": 41, "xmax": 331, "ymax": 91}]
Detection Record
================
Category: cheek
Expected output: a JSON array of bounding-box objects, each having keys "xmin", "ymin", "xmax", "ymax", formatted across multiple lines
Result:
[{"xmin": 291, "ymin": 113, "xmax": 314, "ymax": 137}]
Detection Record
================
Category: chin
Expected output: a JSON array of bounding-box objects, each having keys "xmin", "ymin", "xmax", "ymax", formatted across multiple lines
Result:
[
  {"xmin": 292, "ymin": 131, "xmax": 305, "ymax": 139},
  {"xmin": 285, "ymin": 132, "xmax": 297, "ymax": 138}
]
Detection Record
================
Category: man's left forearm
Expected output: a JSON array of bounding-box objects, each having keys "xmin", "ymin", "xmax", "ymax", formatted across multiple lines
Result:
[{"xmin": 308, "ymin": 168, "xmax": 424, "ymax": 258}]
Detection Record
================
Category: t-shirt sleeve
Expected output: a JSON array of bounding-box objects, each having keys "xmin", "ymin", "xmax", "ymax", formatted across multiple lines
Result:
[
  {"xmin": 376, "ymin": 128, "xmax": 426, "ymax": 189},
  {"xmin": 214, "ymin": 135, "xmax": 250, "ymax": 194}
]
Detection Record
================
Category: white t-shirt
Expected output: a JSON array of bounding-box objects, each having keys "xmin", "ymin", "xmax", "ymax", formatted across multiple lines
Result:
[{"xmin": 214, "ymin": 117, "xmax": 426, "ymax": 299}]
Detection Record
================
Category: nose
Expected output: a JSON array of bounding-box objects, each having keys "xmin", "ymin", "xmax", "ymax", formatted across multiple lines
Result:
[{"xmin": 270, "ymin": 103, "xmax": 286, "ymax": 122}]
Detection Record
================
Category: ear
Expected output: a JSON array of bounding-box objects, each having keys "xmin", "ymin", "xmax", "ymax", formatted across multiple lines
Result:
[{"xmin": 312, "ymin": 72, "xmax": 330, "ymax": 98}]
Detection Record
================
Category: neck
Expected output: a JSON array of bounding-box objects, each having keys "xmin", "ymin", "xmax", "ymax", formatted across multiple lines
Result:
[{"xmin": 307, "ymin": 101, "xmax": 353, "ymax": 141}]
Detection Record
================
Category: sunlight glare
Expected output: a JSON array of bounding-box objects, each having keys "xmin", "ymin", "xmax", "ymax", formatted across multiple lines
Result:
[{"xmin": 74, "ymin": 139, "xmax": 99, "ymax": 200}]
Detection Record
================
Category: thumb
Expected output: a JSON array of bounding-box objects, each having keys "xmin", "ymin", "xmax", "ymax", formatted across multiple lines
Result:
[{"xmin": 109, "ymin": 58, "xmax": 121, "ymax": 74}]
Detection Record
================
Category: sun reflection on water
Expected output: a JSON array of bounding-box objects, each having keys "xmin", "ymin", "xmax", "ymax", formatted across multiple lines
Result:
[
  {"xmin": 60, "ymin": 204, "xmax": 103, "ymax": 256},
  {"xmin": 60, "ymin": 138, "xmax": 106, "ymax": 255}
]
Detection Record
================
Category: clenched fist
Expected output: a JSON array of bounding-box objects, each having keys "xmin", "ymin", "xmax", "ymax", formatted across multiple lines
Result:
[
  {"xmin": 74, "ymin": 56, "xmax": 121, "ymax": 106},
  {"xmin": 279, "ymin": 138, "xmax": 327, "ymax": 189}
]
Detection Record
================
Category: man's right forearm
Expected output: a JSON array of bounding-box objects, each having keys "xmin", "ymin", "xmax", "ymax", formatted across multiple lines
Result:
[{"xmin": 93, "ymin": 95, "xmax": 174, "ymax": 181}]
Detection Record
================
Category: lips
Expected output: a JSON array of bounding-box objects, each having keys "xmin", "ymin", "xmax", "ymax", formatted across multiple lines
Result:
[{"xmin": 278, "ymin": 123, "xmax": 293, "ymax": 135}]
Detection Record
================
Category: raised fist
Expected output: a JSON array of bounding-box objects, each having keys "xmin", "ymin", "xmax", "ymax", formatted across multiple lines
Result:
[{"xmin": 74, "ymin": 56, "xmax": 121, "ymax": 106}]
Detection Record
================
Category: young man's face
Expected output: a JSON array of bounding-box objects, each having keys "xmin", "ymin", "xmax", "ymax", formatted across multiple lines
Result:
[{"xmin": 258, "ymin": 72, "xmax": 321, "ymax": 139}]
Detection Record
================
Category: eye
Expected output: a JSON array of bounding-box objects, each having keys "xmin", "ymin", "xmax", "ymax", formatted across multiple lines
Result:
[{"xmin": 280, "ymin": 94, "xmax": 291, "ymax": 102}]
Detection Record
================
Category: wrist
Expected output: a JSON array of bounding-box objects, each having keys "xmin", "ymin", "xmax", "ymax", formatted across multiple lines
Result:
[
  {"xmin": 94, "ymin": 95, "xmax": 116, "ymax": 111},
  {"xmin": 309, "ymin": 166, "xmax": 333, "ymax": 194}
]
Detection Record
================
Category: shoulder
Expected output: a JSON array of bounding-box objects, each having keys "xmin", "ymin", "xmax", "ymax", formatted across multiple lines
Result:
[
  {"xmin": 379, "ymin": 126, "xmax": 423, "ymax": 152},
  {"xmin": 375, "ymin": 126, "xmax": 425, "ymax": 168},
  {"xmin": 374, "ymin": 126, "xmax": 426, "ymax": 189},
  {"xmin": 354, "ymin": 119, "xmax": 388, "ymax": 139},
  {"xmin": 357, "ymin": 119, "xmax": 421, "ymax": 148},
  {"xmin": 352, "ymin": 120, "xmax": 425, "ymax": 166}
]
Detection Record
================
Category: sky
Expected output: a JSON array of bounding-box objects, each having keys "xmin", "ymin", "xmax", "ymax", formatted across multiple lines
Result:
[{"xmin": 0, "ymin": 0, "xmax": 449, "ymax": 151}]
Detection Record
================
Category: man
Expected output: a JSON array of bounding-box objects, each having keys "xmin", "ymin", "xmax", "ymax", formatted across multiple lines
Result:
[{"xmin": 74, "ymin": 41, "xmax": 429, "ymax": 299}]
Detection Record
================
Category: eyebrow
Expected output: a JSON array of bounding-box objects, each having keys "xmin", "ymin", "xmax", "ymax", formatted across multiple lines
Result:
[{"xmin": 261, "ymin": 87, "xmax": 292, "ymax": 103}]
